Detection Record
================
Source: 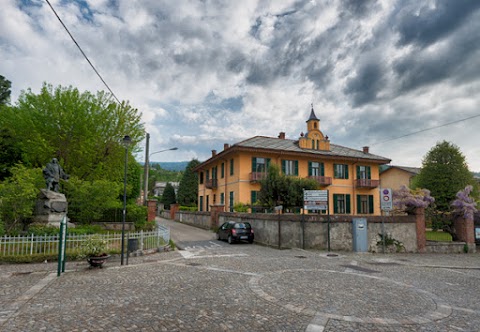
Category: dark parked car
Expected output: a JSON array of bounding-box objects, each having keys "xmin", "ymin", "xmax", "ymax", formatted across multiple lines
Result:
[{"xmin": 217, "ymin": 221, "xmax": 254, "ymax": 244}]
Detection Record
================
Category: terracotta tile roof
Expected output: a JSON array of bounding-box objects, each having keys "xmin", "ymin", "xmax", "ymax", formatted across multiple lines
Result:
[{"xmin": 233, "ymin": 136, "xmax": 391, "ymax": 162}]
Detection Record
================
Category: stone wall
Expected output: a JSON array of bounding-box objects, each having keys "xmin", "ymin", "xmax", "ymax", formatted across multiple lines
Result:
[
  {"xmin": 217, "ymin": 213, "xmax": 419, "ymax": 252},
  {"xmin": 176, "ymin": 211, "xmax": 211, "ymax": 230}
]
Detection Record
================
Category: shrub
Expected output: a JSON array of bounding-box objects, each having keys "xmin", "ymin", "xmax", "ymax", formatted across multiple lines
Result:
[
  {"xmin": 377, "ymin": 233, "xmax": 405, "ymax": 253},
  {"xmin": 126, "ymin": 204, "xmax": 147, "ymax": 224},
  {"xmin": 27, "ymin": 225, "xmax": 59, "ymax": 236},
  {"xmin": 81, "ymin": 235, "xmax": 107, "ymax": 257},
  {"xmin": 233, "ymin": 203, "xmax": 249, "ymax": 213},
  {"xmin": 68, "ymin": 224, "xmax": 105, "ymax": 235},
  {"xmin": 451, "ymin": 185, "xmax": 478, "ymax": 220},
  {"xmin": 179, "ymin": 205, "xmax": 197, "ymax": 211},
  {"xmin": 393, "ymin": 186, "xmax": 435, "ymax": 214}
]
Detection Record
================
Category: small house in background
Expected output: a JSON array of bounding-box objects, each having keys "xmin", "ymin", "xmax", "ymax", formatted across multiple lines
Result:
[
  {"xmin": 153, "ymin": 182, "xmax": 180, "ymax": 197},
  {"xmin": 379, "ymin": 166, "xmax": 421, "ymax": 190}
]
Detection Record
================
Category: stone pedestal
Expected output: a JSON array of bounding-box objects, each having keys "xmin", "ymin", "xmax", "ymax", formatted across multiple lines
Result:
[{"xmin": 32, "ymin": 189, "xmax": 71, "ymax": 227}]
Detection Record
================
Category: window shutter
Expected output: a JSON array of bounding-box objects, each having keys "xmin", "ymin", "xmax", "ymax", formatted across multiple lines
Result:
[
  {"xmin": 369, "ymin": 195, "xmax": 374, "ymax": 214},
  {"xmin": 367, "ymin": 166, "xmax": 371, "ymax": 179},
  {"xmin": 356, "ymin": 166, "xmax": 360, "ymax": 179},
  {"xmin": 251, "ymin": 191, "xmax": 257, "ymax": 204},
  {"xmin": 266, "ymin": 158, "xmax": 271, "ymax": 168},
  {"xmin": 252, "ymin": 157, "xmax": 257, "ymax": 172},
  {"xmin": 345, "ymin": 165, "xmax": 349, "ymax": 179},
  {"xmin": 320, "ymin": 163, "xmax": 325, "ymax": 176},
  {"xmin": 308, "ymin": 161, "xmax": 312, "ymax": 176},
  {"xmin": 357, "ymin": 195, "xmax": 362, "ymax": 214},
  {"xmin": 333, "ymin": 164, "xmax": 338, "ymax": 178},
  {"xmin": 346, "ymin": 194, "xmax": 351, "ymax": 214},
  {"xmin": 333, "ymin": 195, "xmax": 338, "ymax": 214},
  {"xmin": 281, "ymin": 160, "xmax": 286, "ymax": 174},
  {"xmin": 294, "ymin": 160, "xmax": 299, "ymax": 176}
]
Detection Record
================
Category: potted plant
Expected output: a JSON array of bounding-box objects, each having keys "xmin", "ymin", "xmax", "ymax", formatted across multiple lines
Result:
[{"xmin": 82, "ymin": 235, "xmax": 110, "ymax": 268}]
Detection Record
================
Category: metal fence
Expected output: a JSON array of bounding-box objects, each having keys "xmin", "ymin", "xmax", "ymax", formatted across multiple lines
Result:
[{"xmin": 0, "ymin": 227, "xmax": 170, "ymax": 257}]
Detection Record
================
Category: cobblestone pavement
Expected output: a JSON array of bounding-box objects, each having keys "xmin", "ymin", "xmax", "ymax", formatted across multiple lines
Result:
[{"xmin": 1, "ymin": 235, "xmax": 479, "ymax": 331}]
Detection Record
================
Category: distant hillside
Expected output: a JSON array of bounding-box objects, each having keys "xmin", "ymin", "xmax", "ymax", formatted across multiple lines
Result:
[{"xmin": 155, "ymin": 161, "xmax": 189, "ymax": 172}]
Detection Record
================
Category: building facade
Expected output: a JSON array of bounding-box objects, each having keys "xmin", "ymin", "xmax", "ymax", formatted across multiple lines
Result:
[
  {"xmin": 379, "ymin": 166, "xmax": 421, "ymax": 191},
  {"xmin": 195, "ymin": 107, "xmax": 391, "ymax": 216}
]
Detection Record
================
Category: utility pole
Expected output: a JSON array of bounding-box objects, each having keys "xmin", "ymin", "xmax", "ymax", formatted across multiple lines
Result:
[{"xmin": 143, "ymin": 132, "xmax": 150, "ymax": 206}]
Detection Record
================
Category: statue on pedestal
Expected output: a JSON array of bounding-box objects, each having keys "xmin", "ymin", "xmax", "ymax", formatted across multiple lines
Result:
[
  {"xmin": 43, "ymin": 158, "xmax": 69, "ymax": 192},
  {"xmin": 32, "ymin": 158, "xmax": 72, "ymax": 228}
]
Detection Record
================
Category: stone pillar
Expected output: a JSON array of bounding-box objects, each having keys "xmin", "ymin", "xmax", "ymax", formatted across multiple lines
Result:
[
  {"xmin": 453, "ymin": 216, "xmax": 476, "ymax": 253},
  {"xmin": 210, "ymin": 205, "xmax": 225, "ymax": 228},
  {"xmin": 147, "ymin": 199, "xmax": 157, "ymax": 222},
  {"xmin": 170, "ymin": 203, "xmax": 180, "ymax": 220},
  {"xmin": 414, "ymin": 207, "xmax": 426, "ymax": 253}
]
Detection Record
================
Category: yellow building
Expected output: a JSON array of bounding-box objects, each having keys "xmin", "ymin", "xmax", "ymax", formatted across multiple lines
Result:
[
  {"xmin": 195, "ymin": 107, "xmax": 391, "ymax": 216},
  {"xmin": 379, "ymin": 166, "xmax": 421, "ymax": 191}
]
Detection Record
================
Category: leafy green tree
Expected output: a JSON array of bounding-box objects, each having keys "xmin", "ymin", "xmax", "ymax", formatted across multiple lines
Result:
[
  {"xmin": 126, "ymin": 157, "xmax": 142, "ymax": 201},
  {"xmin": 258, "ymin": 164, "xmax": 318, "ymax": 211},
  {"xmin": 0, "ymin": 83, "xmax": 144, "ymax": 183},
  {"xmin": 177, "ymin": 159, "xmax": 200, "ymax": 206},
  {"xmin": 64, "ymin": 177, "xmax": 122, "ymax": 224},
  {"xmin": 0, "ymin": 75, "xmax": 11, "ymax": 105},
  {"xmin": 0, "ymin": 127, "xmax": 24, "ymax": 181},
  {"xmin": 161, "ymin": 182, "xmax": 176, "ymax": 209},
  {"xmin": 412, "ymin": 141, "xmax": 477, "ymax": 211},
  {"xmin": 0, "ymin": 165, "xmax": 44, "ymax": 233}
]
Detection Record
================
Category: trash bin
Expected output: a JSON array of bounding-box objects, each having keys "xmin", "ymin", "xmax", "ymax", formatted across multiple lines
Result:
[
  {"xmin": 352, "ymin": 218, "xmax": 368, "ymax": 252},
  {"xmin": 127, "ymin": 238, "xmax": 138, "ymax": 252}
]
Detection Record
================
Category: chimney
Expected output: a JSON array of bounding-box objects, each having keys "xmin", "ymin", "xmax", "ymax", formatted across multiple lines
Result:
[
  {"xmin": 278, "ymin": 132, "xmax": 285, "ymax": 139},
  {"xmin": 212, "ymin": 150, "xmax": 217, "ymax": 157},
  {"xmin": 224, "ymin": 143, "xmax": 229, "ymax": 150},
  {"xmin": 363, "ymin": 146, "xmax": 369, "ymax": 154}
]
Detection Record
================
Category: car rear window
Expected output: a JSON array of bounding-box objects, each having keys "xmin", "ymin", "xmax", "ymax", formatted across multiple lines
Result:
[{"xmin": 234, "ymin": 223, "xmax": 251, "ymax": 229}]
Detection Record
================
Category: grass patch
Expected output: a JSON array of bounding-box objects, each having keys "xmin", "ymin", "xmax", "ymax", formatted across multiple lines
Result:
[{"xmin": 426, "ymin": 230, "xmax": 452, "ymax": 242}]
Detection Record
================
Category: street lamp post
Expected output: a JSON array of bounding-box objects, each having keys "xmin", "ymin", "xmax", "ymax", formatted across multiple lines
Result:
[
  {"xmin": 121, "ymin": 135, "xmax": 132, "ymax": 266},
  {"xmin": 143, "ymin": 146, "xmax": 178, "ymax": 205}
]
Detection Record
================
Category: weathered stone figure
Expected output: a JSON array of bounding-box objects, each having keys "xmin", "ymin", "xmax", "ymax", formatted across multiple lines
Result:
[{"xmin": 43, "ymin": 158, "xmax": 69, "ymax": 192}]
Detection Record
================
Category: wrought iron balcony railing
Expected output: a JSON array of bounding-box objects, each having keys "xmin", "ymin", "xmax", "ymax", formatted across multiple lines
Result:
[
  {"xmin": 356, "ymin": 179, "xmax": 380, "ymax": 188},
  {"xmin": 308, "ymin": 176, "xmax": 332, "ymax": 186},
  {"xmin": 205, "ymin": 178, "xmax": 218, "ymax": 189},
  {"xmin": 250, "ymin": 172, "xmax": 268, "ymax": 182}
]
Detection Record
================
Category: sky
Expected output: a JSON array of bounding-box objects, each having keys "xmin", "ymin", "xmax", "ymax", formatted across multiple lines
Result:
[{"xmin": 1, "ymin": 0, "xmax": 480, "ymax": 170}]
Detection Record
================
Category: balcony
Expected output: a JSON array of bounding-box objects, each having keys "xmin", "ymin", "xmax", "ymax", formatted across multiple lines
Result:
[
  {"xmin": 308, "ymin": 176, "xmax": 332, "ymax": 186},
  {"xmin": 205, "ymin": 178, "xmax": 218, "ymax": 189},
  {"xmin": 250, "ymin": 172, "xmax": 268, "ymax": 182},
  {"xmin": 356, "ymin": 179, "xmax": 380, "ymax": 188}
]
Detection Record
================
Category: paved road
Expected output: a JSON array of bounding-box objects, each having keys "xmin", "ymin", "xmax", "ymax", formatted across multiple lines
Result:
[
  {"xmin": 1, "ymin": 219, "xmax": 479, "ymax": 331},
  {"xmin": 157, "ymin": 217, "xmax": 217, "ymax": 250}
]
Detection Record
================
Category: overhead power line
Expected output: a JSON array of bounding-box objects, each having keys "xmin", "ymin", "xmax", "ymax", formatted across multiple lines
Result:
[
  {"xmin": 45, "ymin": 0, "xmax": 121, "ymax": 104},
  {"xmin": 371, "ymin": 113, "xmax": 480, "ymax": 146}
]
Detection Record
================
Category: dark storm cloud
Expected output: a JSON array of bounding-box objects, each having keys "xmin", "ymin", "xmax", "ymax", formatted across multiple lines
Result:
[
  {"xmin": 344, "ymin": 61, "xmax": 386, "ymax": 107},
  {"xmin": 393, "ymin": 9, "xmax": 480, "ymax": 92},
  {"xmin": 393, "ymin": 0, "xmax": 480, "ymax": 47}
]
